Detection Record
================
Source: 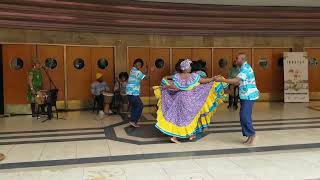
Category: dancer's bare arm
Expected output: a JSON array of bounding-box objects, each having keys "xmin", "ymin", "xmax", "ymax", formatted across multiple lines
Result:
[
  {"xmin": 199, "ymin": 77, "xmax": 214, "ymax": 84},
  {"xmin": 216, "ymin": 76, "xmax": 240, "ymax": 86}
]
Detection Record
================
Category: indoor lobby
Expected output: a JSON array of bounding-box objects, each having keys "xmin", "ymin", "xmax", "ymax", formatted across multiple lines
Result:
[{"xmin": 1, "ymin": 0, "xmax": 320, "ymax": 180}]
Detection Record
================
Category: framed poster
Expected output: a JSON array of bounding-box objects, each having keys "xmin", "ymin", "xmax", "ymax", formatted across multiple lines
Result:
[{"xmin": 283, "ymin": 52, "xmax": 309, "ymax": 102}]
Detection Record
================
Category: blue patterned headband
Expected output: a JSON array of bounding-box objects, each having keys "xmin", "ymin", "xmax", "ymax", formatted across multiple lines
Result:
[{"xmin": 180, "ymin": 59, "xmax": 192, "ymax": 71}]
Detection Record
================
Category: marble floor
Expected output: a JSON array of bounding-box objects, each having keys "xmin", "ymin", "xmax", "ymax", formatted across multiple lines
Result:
[{"xmin": 0, "ymin": 102, "xmax": 320, "ymax": 180}]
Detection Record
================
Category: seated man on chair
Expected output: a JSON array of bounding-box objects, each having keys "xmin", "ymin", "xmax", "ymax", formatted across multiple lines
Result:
[{"xmin": 91, "ymin": 73, "xmax": 110, "ymax": 117}]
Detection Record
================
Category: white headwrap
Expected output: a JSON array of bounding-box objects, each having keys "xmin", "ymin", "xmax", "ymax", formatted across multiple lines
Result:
[{"xmin": 180, "ymin": 59, "xmax": 192, "ymax": 71}]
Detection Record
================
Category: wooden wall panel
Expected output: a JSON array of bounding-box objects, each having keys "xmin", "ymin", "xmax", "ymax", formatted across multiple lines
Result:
[
  {"xmin": 271, "ymin": 48, "xmax": 291, "ymax": 93},
  {"xmin": 305, "ymin": 48, "xmax": 320, "ymax": 92},
  {"xmin": 127, "ymin": 47, "xmax": 150, "ymax": 97},
  {"xmin": 192, "ymin": 48, "xmax": 212, "ymax": 77},
  {"xmin": 38, "ymin": 45, "xmax": 65, "ymax": 101},
  {"xmin": 149, "ymin": 48, "xmax": 170, "ymax": 96},
  {"xmin": 212, "ymin": 48, "xmax": 233, "ymax": 78},
  {"xmin": 66, "ymin": 46, "xmax": 91, "ymax": 101},
  {"xmin": 232, "ymin": 48, "xmax": 252, "ymax": 65},
  {"xmin": 171, "ymin": 48, "xmax": 192, "ymax": 73},
  {"xmin": 253, "ymin": 48, "xmax": 273, "ymax": 93},
  {"xmin": 3, "ymin": 44, "xmax": 33, "ymax": 104},
  {"xmin": 91, "ymin": 47, "xmax": 114, "ymax": 91}
]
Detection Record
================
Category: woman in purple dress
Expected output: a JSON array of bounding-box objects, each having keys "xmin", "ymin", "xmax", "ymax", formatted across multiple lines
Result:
[{"xmin": 154, "ymin": 59, "xmax": 227, "ymax": 143}]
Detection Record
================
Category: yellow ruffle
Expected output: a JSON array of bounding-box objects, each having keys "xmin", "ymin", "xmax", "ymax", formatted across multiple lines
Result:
[{"xmin": 153, "ymin": 82, "xmax": 226, "ymax": 138}]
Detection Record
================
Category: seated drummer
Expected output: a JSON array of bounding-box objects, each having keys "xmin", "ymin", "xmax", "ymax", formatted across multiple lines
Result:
[{"xmin": 91, "ymin": 73, "xmax": 111, "ymax": 117}]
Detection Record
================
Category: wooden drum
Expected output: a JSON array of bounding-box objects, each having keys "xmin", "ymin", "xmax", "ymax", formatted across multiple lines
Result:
[
  {"xmin": 103, "ymin": 92, "xmax": 114, "ymax": 114},
  {"xmin": 35, "ymin": 90, "xmax": 47, "ymax": 105}
]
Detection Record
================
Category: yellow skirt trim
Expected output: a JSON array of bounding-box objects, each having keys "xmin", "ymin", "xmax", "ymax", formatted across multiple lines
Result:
[{"xmin": 153, "ymin": 82, "xmax": 226, "ymax": 138}]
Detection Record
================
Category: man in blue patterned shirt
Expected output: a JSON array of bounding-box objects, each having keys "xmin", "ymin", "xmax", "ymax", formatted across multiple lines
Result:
[
  {"xmin": 126, "ymin": 58, "xmax": 148, "ymax": 127},
  {"xmin": 216, "ymin": 53, "xmax": 259, "ymax": 145}
]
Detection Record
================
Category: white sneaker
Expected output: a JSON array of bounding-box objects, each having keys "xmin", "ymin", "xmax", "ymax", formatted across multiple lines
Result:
[{"xmin": 99, "ymin": 111, "xmax": 104, "ymax": 118}]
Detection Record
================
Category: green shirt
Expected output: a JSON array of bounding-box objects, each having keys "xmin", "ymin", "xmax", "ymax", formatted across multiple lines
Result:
[
  {"xmin": 228, "ymin": 66, "xmax": 240, "ymax": 79},
  {"xmin": 27, "ymin": 68, "xmax": 43, "ymax": 103}
]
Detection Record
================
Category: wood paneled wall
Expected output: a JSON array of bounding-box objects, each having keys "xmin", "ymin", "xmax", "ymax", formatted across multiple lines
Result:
[
  {"xmin": 66, "ymin": 46, "xmax": 92, "ymax": 101},
  {"xmin": 2, "ymin": 44, "xmax": 114, "ymax": 104},
  {"xmin": 128, "ymin": 47, "xmax": 292, "ymax": 99},
  {"xmin": 192, "ymin": 48, "xmax": 212, "ymax": 77},
  {"xmin": 149, "ymin": 48, "xmax": 170, "ymax": 96},
  {"xmin": 305, "ymin": 48, "xmax": 320, "ymax": 92},
  {"xmin": 253, "ymin": 48, "xmax": 291, "ymax": 93},
  {"xmin": 65, "ymin": 46, "xmax": 115, "ymax": 101},
  {"xmin": 38, "ymin": 45, "xmax": 65, "ymax": 101},
  {"xmin": 127, "ymin": 47, "xmax": 171, "ymax": 97},
  {"xmin": 5, "ymin": 45, "xmax": 320, "ymax": 105},
  {"xmin": 3, "ymin": 44, "xmax": 34, "ymax": 104}
]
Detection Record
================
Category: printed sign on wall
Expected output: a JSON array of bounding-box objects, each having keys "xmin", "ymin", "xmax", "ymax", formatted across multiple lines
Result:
[{"xmin": 283, "ymin": 52, "xmax": 309, "ymax": 102}]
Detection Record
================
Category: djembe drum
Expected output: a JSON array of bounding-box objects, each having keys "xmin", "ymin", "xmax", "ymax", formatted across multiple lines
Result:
[{"xmin": 103, "ymin": 92, "xmax": 114, "ymax": 114}]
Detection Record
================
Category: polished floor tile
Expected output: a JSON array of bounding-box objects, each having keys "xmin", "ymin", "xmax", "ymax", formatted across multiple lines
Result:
[
  {"xmin": 141, "ymin": 143, "xmax": 187, "ymax": 154},
  {"xmin": 76, "ymin": 140, "xmax": 110, "ymax": 158},
  {"xmin": 0, "ymin": 170, "xmax": 41, "ymax": 180},
  {"xmin": 159, "ymin": 159, "xmax": 205, "ymax": 175},
  {"xmin": 83, "ymin": 165, "xmax": 127, "ymax": 180},
  {"xmin": 39, "ymin": 167, "xmax": 83, "ymax": 180},
  {"xmin": 107, "ymin": 140, "xmax": 142, "ymax": 156},
  {"xmin": 40, "ymin": 142, "xmax": 77, "ymax": 161},
  {"xmin": 123, "ymin": 162, "xmax": 168, "ymax": 179},
  {"xmin": 0, "ymin": 102, "xmax": 319, "ymax": 180},
  {"xmin": 2, "ymin": 143, "xmax": 45, "ymax": 163}
]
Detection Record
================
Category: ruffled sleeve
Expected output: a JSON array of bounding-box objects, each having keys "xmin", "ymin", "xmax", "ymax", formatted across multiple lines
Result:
[{"xmin": 172, "ymin": 73, "xmax": 201, "ymax": 90}]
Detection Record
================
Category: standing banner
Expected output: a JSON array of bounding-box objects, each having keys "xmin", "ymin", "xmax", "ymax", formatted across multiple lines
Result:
[{"xmin": 283, "ymin": 52, "xmax": 309, "ymax": 102}]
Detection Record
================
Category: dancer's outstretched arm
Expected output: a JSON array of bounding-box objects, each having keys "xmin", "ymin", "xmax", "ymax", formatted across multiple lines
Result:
[
  {"xmin": 199, "ymin": 77, "xmax": 214, "ymax": 84},
  {"xmin": 216, "ymin": 76, "xmax": 240, "ymax": 86}
]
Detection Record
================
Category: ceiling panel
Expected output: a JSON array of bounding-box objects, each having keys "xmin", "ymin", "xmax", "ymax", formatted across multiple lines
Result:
[{"xmin": 138, "ymin": 0, "xmax": 320, "ymax": 7}]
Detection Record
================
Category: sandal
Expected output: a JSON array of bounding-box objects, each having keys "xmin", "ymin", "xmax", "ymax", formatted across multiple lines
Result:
[
  {"xmin": 129, "ymin": 121, "xmax": 139, "ymax": 128},
  {"xmin": 243, "ymin": 137, "xmax": 251, "ymax": 144},
  {"xmin": 170, "ymin": 137, "xmax": 181, "ymax": 144},
  {"xmin": 189, "ymin": 135, "xmax": 196, "ymax": 141}
]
